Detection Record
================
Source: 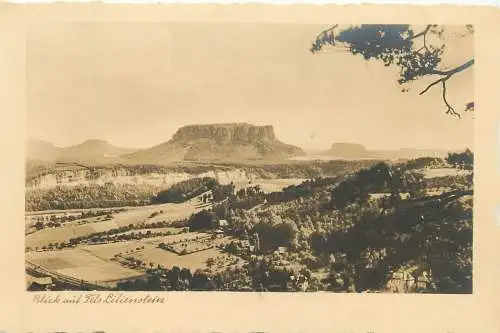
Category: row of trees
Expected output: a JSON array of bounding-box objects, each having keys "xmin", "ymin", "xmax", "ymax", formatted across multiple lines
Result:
[
  {"xmin": 266, "ymin": 177, "xmax": 339, "ymax": 204},
  {"xmin": 116, "ymin": 259, "xmax": 313, "ymax": 292},
  {"xmin": 116, "ymin": 266, "xmax": 218, "ymax": 291},
  {"xmin": 446, "ymin": 149, "xmax": 474, "ymax": 170},
  {"xmin": 151, "ymin": 177, "xmax": 218, "ymax": 204},
  {"xmin": 26, "ymin": 183, "xmax": 163, "ymax": 211}
]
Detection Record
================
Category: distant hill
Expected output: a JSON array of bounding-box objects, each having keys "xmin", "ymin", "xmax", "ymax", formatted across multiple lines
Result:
[
  {"xmin": 321, "ymin": 142, "xmax": 451, "ymax": 160},
  {"xmin": 120, "ymin": 123, "xmax": 305, "ymax": 164},
  {"xmin": 26, "ymin": 139, "xmax": 60, "ymax": 162},
  {"xmin": 26, "ymin": 138, "xmax": 137, "ymax": 164},
  {"xmin": 58, "ymin": 139, "xmax": 136, "ymax": 162}
]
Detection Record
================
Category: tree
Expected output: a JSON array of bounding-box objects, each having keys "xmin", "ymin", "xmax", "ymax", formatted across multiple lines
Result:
[
  {"xmin": 311, "ymin": 24, "xmax": 474, "ymax": 117},
  {"xmin": 206, "ymin": 257, "xmax": 216, "ymax": 269},
  {"xmin": 446, "ymin": 149, "xmax": 474, "ymax": 170}
]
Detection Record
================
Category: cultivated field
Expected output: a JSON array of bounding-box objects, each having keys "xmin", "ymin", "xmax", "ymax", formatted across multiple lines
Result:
[
  {"xmin": 132, "ymin": 246, "xmax": 243, "ymax": 272},
  {"xmin": 26, "ymin": 249, "xmax": 143, "ymax": 283},
  {"xmin": 25, "ymin": 200, "xmax": 201, "ymax": 248}
]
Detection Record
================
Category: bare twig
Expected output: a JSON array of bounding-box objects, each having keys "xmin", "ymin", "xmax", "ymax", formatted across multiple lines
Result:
[
  {"xmin": 315, "ymin": 24, "xmax": 338, "ymax": 41},
  {"xmin": 411, "ymin": 25, "xmax": 432, "ymax": 40},
  {"xmin": 418, "ymin": 58, "xmax": 474, "ymax": 116},
  {"xmin": 442, "ymin": 80, "xmax": 461, "ymax": 118},
  {"xmin": 419, "ymin": 75, "xmax": 451, "ymax": 95},
  {"xmin": 419, "ymin": 75, "xmax": 461, "ymax": 118}
]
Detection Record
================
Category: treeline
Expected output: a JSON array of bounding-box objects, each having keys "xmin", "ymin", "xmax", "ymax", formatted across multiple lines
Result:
[
  {"xmin": 404, "ymin": 157, "xmax": 443, "ymax": 170},
  {"xmin": 45, "ymin": 221, "xmax": 186, "ymax": 249},
  {"xmin": 186, "ymin": 185, "xmax": 268, "ymax": 232},
  {"xmin": 31, "ymin": 209, "xmax": 126, "ymax": 230},
  {"xmin": 446, "ymin": 149, "xmax": 473, "ymax": 170},
  {"xmin": 116, "ymin": 266, "xmax": 221, "ymax": 291},
  {"xmin": 266, "ymin": 177, "xmax": 339, "ymax": 204},
  {"xmin": 231, "ymin": 159, "xmax": 379, "ymax": 179},
  {"xmin": 25, "ymin": 183, "xmax": 163, "ymax": 211},
  {"xmin": 115, "ymin": 261, "xmax": 308, "ymax": 292},
  {"xmin": 330, "ymin": 162, "xmax": 428, "ymax": 209},
  {"xmin": 151, "ymin": 177, "xmax": 218, "ymax": 204}
]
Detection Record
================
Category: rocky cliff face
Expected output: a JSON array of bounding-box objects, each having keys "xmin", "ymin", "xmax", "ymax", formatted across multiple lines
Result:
[{"xmin": 170, "ymin": 123, "xmax": 277, "ymax": 145}]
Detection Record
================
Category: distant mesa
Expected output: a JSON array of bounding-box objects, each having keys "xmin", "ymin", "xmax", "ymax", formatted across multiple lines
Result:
[
  {"xmin": 321, "ymin": 142, "xmax": 451, "ymax": 160},
  {"xmin": 121, "ymin": 123, "xmax": 305, "ymax": 164},
  {"xmin": 26, "ymin": 123, "xmax": 305, "ymax": 165},
  {"xmin": 324, "ymin": 142, "xmax": 370, "ymax": 158}
]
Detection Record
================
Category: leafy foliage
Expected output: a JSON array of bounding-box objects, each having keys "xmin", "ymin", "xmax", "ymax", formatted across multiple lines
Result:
[
  {"xmin": 25, "ymin": 183, "xmax": 160, "ymax": 211},
  {"xmin": 446, "ymin": 149, "xmax": 474, "ymax": 170},
  {"xmin": 311, "ymin": 24, "xmax": 474, "ymax": 116}
]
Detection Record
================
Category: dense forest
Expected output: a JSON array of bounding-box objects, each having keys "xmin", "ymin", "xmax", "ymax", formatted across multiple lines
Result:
[
  {"xmin": 175, "ymin": 154, "xmax": 474, "ymax": 293},
  {"xmin": 151, "ymin": 177, "xmax": 218, "ymax": 204},
  {"xmin": 25, "ymin": 183, "xmax": 163, "ymax": 211}
]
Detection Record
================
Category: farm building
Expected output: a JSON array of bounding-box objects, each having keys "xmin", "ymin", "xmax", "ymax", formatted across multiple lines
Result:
[{"xmin": 27, "ymin": 276, "xmax": 55, "ymax": 291}]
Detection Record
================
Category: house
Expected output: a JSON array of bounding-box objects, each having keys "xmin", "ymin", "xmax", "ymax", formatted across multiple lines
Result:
[
  {"xmin": 27, "ymin": 276, "xmax": 55, "ymax": 291},
  {"xmin": 277, "ymin": 246, "xmax": 288, "ymax": 254},
  {"xmin": 218, "ymin": 219, "xmax": 229, "ymax": 228}
]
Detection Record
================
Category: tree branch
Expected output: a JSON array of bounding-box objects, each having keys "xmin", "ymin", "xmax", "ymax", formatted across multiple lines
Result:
[
  {"xmin": 430, "ymin": 59, "xmax": 474, "ymax": 76},
  {"xmin": 418, "ymin": 58, "xmax": 474, "ymax": 116},
  {"xmin": 442, "ymin": 80, "xmax": 460, "ymax": 118},
  {"xmin": 419, "ymin": 75, "xmax": 451, "ymax": 95},
  {"xmin": 314, "ymin": 25, "xmax": 338, "ymax": 43},
  {"xmin": 410, "ymin": 25, "xmax": 432, "ymax": 40}
]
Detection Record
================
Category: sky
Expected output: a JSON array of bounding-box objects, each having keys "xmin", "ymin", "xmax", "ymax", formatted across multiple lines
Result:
[{"xmin": 26, "ymin": 22, "xmax": 474, "ymax": 151}]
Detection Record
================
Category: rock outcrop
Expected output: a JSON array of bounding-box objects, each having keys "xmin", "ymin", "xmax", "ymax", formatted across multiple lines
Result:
[
  {"xmin": 324, "ymin": 142, "xmax": 371, "ymax": 158},
  {"xmin": 122, "ymin": 123, "xmax": 305, "ymax": 164},
  {"xmin": 171, "ymin": 123, "xmax": 277, "ymax": 145}
]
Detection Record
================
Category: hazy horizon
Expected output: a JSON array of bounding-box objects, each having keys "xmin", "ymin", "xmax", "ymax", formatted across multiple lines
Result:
[
  {"xmin": 27, "ymin": 22, "xmax": 473, "ymax": 152},
  {"xmin": 26, "ymin": 125, "xmax": 470, "ymax": 153}
]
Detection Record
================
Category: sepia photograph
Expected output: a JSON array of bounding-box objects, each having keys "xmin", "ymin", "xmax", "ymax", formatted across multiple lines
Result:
[{"xmin": 25, "ymin": 21, "xmax": 474, "ymax": 294}]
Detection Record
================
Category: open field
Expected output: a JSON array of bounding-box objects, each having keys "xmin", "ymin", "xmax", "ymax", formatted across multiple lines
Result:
[
  {"xmin": 78, "ymin": 232, "xmax": 210, "ymax": 258},
  {"xmin": 26, "ymin": 249, "xmax": 143, "ymax": 283},
  {"xmin": 26, "ymin": 232, "xmax": 238, "ymax": 286},
  {"xmin": 422, "ymin": 167, "xmax": 471, "ymax": 178},
  {"xmin": 132, "ymin": 246, "xmax": 242, "ymax": 272},
  {"xmin": 25, "ymin": 200, "xmax": 201, "ymax": 248}
]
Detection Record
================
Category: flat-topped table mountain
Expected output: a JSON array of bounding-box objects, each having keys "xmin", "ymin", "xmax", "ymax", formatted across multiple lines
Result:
[{"xmin": 27, "ymin": 123, "xmax": 305, "ymax": 166}]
